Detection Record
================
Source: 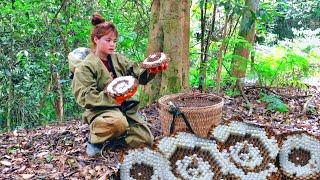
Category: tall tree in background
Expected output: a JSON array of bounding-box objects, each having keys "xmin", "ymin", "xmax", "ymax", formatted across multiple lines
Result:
[
  {"xmin": 230, "ymin": 0, "xmax": 259, "ymax": 115},
  {"xmin": 198, "ymin": 0, "xmax": 218, "ymax": 92},
  {"xmin": 141, "ymin": 0, "xmax": 191, "ymax": 105},
  {"xmin": 231, "ymin": 0, "xmax": 259, "ymax": 78}
]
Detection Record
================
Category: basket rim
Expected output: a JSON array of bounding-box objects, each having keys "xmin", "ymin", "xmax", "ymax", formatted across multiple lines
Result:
[{"xmin": 158, "ymin": 92, "xmax": 224, "ymax": 110}]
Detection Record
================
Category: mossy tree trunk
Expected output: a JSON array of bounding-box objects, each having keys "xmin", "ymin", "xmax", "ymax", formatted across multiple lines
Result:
[
  {"xmin": 141, "ymin": 0, "xmax": 190, "ymax": 105},
  {"xmin": 231, "ymin": 0, "xmax": 259, "ymax": 78},
  {"xmin": 181, "ymin": 0, "xmax": 190, "ymax": 90}
]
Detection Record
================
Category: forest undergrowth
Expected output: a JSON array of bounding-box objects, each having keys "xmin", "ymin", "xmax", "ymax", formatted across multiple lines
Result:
[{"xmin": 0, "ymin": 86, "xmax": 319, "ymax": 179}]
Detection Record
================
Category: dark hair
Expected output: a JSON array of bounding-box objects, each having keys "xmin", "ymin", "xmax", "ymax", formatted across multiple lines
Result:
[{"xmin": 91, "ymin": 13, "xmax": 118, "ymax": 48}]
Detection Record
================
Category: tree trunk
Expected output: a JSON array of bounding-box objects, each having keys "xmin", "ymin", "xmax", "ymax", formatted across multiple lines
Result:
[
  {"xmin": 141, "ymin": 0, "xmax": 190, "ymax": 105},
  {"xmin": 198, "ymin": 0, "xmax": 208, "ymax": 91},
  {"xmin": 7, "ymin": 74, "xmax": 13, "ymax": 132},
  {"xmin": 6, "ymin": 10, "xmax": 14, "ymax": 132},
  {"xmin": 231, "ymin": 0, "xmax": 259, "ymax": 78},
  {"xmin": 55, "ymin": 20, "xmax": 70, "ymax": 59},
  {"xmin": 53, "ymin": 71, "xmax": 64, "ymax": 123},
  {"xmin": 198, "ymin": 1, "xmax": 219, "ymax": 92},
  {"xmin": 141, "ymin": 0, "xmax": 163, "ymax": 105},
  {"xmin": 181, "ymin": 0, "xmax": 190, "ymax": 90},
  {"xmin": 216, "ymin": 15, "xmax": 229, "ymax": 92},
  {"xmin": 38, "ymin": 76, "xmax": 52, "ymax": 109}
]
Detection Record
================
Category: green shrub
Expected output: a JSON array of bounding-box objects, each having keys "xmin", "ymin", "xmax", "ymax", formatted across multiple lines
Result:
[
  {"xmin": 260, "ymin": 93, "xmax": 288, "ymax": 113},
  {"xmin": 253, "ymin": 46, "xmax": 310, "ymax": 87}
]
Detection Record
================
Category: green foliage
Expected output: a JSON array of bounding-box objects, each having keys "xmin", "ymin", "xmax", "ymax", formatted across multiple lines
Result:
[
  {"xmin": 98, "ymin": 1, "xmax": 151, "ymax": 60},
  {"xmin": 255, "ymin": 1, "xmax": 284, "ymax": 43},
  {"xmin": 7, "ymin": 145, "xmax": 21, "ymax": 155},
  {"xmin": 252, "ymin": 45, "xmax": 310, "ymax": 87},
  {"xmin": 0, "ymin": 0, "xmax": 151, "ymax": 131},
  {"xmin": 260, "ymin": 93, "xmax": 288, "ymax": 113},
  {"xmin": 225, "ymin": 88, "xmax": 240, "ymax": 97},
  {"xmin": 189, "ymin": 66, "xmax": 200, "ymax": 87},
  {"xmin": 189, "ymin": 57, "xmax": 217, "ymax": 88},
  {"xmin": 190, "ymin": 0, "xmax": 247, "ymax": 90},
  {"xmin": 271, "ymin": 0, "xmax": 320, "ymax": 40},
  {"xmin": 45, "ymin": 153, "xmax": 54, "ymax": 163},
  {"xmin": 39, "ymin": 94, "xmax": 56, "ymax": 125},
  {"xmin": 254, "ymin": 28, "xmax": 320, "ymax": 86}
]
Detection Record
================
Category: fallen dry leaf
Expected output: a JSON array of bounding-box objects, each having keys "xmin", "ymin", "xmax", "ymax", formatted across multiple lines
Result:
[
  {"xmin": 20, "ymin": 174, "xmax": 35, "ymax": 179},
  {"xmin": 0, "ymin": 160, "xmax": 12, "ymax": 166},
  {"xmin": 98, "ymin": 172, "xmax": 108, "ymax": 180}
]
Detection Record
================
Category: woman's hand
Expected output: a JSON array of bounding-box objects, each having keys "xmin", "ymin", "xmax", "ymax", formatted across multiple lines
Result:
[
  {"xmin": 147, "ymin": 61, "xmax": 169, "ymax": 74},
  {"xmin": 142, "ymin": 52, "xmax": 169, "ymax": 74},
  {"xmin": 113, "ymin": 86, "xmax": 138, "ymax": 105}
]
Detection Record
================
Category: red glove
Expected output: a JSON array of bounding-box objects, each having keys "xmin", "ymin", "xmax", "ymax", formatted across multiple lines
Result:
[{"xmin": 148, "ymin": 62, "xmax": 169, "ymax": 74}]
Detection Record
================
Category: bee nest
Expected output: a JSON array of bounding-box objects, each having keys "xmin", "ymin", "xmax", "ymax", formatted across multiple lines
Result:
[
  {"xmin": 119, "ymin": 121, "xmax": 320, "ymax": 180},
  {"xmin": 105, "ymin": 76, "xmax": 138, "ymax": 97},
  {"xmin": 279, "ymin": 132, "xmax": 320, "ymax": 180},
  {"xmin": 211, "ymin": 121, "xmax": 280, "ymax": 180},
  {"xmin": 120, "ymin": 148, "xmax": 175, "ymax": 180},
  {"xmin": 229, "ymin": 140, "xmax": 264, "ymax": 170},
  {"xmin": 175, "ymin": 154, "xmax": 214, "ymax": 180},
  {"xmin": 141, "ymin": 52, "xmax": 169, "ymax": 68},
  {"xmin": 157, "ymin": 132, "xmax": 231, "ymax": 179}
]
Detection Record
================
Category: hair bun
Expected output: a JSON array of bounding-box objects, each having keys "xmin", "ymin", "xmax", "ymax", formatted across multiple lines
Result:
[{"xmin": 91, "ymin": 13, "xmax": 105, "ymax": 26}]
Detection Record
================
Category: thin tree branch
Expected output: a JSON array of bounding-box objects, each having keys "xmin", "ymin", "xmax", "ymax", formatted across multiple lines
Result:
[
  {"xmin": 300, "ymin": 93, "xmax": 316, "ymax": 117},
  {"xmin": 203, "ymin": 3, "xmax": 217, "ymax": 65},
  {"xmin": 238, "ymin": 79, "xmax": 253, "ymax": 116},
  {"xmin": 224, "ymin": 15, "xmax": 241, "ymax": 55},
  {"xmin": 36, "ymin": 0, "xmax": 69, "ymax": 43}
]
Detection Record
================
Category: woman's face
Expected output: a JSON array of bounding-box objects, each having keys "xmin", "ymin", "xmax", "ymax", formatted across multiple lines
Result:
[{"xmin": 94, "ymin": 31, "xmax": 117, "ymax": 55}]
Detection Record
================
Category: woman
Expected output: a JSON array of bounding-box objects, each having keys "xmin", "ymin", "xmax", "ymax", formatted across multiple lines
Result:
[{"xmin": 71, "ymin": 13, "xmax": 166, "ymax": 157}]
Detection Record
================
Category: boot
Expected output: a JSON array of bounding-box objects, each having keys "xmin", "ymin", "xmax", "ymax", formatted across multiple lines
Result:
[
  {"xmin": 86, "ymin": 142, "xmax": 103, "ymax": 157},
  {"xmin": 101, "ymin": 137, "xmax": 127, "ymax": 153}
]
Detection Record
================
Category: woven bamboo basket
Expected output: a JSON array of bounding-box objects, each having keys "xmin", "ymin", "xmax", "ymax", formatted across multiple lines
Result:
[{"xmin": 158, "ymin": 92, "xmax": 224, "ymax": 138}]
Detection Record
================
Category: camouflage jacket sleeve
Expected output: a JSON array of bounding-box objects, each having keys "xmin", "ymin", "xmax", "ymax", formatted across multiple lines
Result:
[
  {"xmin": 117, "ymin": 54, "xmax": 155, "ymax": 85},
  {"xmin": 72, "ymin": 61, "xmax": 115, "ymax": 109}
]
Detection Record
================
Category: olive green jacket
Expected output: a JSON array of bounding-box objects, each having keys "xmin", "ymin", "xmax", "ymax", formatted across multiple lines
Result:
[{"xmin": 71, "ymin": 52, "xmax": 154, "ymax": 124}]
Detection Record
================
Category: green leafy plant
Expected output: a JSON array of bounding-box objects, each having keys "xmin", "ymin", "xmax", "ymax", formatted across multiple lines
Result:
[
  {"xmin": 252, "ymin": 46, "xmax": 310, "ymax": 87},
  {"xmin": 45, "ymin": 154, "xmax": 54, "ymax": 163},
  {"xmin": 7, "ymin": 144, "xmax": 20, "ymax": 154},
  {"xmin": 260, "ymin": 93, "xmax": 288, "ymax": 113},
  {"xmin": 225, "ymin": 88, "xmax": 240, "ymax": 97}
]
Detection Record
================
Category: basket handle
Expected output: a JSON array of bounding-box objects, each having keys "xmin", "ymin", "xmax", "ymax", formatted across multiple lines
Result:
[{"xmin": 168, "ymin": 101, "xmax": 195, "ymax": 135}]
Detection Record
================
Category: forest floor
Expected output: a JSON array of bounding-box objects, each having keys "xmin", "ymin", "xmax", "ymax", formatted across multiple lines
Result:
[{"xmin": 0, "ymin": 86, "xmax": 319, "ymax": 179}]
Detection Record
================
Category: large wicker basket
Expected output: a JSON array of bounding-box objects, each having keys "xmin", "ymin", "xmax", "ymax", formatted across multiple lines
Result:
[{"xmin": 158, "ymin": 92, "xmax": 224, "ymax": 138}]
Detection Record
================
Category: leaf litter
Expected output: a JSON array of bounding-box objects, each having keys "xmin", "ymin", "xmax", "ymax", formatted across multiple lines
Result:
[{"xmin": 0, "ymin": 87, "xmax": 318, "ymax": 179}]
